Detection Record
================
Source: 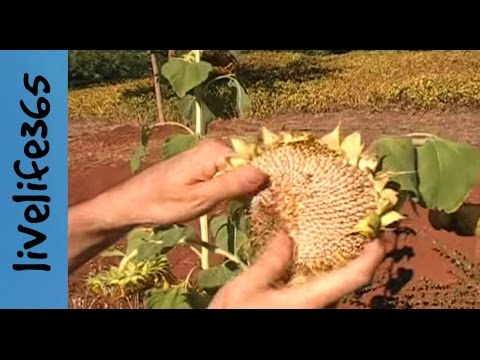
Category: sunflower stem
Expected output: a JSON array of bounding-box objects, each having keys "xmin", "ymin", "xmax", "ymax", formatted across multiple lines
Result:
[
  {"xmin": 186, "ymin": 239, "xmax": 248, "ymax": 270},
  {"xmin": 192, "ymin": 49, "xmax": 210, "ymax": 271}
]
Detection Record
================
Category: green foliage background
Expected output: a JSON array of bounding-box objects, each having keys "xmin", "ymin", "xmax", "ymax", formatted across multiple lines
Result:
[
  {"xmin": 76, "ymin": 50, "xmax": 480, "ymax": 309},
  {"xmin": 68, "ymin": 50, "xmax": 480, "ymax": 123}
]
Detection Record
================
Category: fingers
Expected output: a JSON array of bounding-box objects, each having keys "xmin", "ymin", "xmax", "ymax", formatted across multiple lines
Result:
[
  {"xmin": 197, "ymin": 165, "xmax": 269, "ymax": 207},
  {"xmin": 279, "ymin": 239, "xmax": 385, "ymax": 308},
  {"xmin": 233, "ymin": 232, "xmax": 294, "ymax": 290},
  {"xmin": 192, "ymin": 140, "xmax": 236, "ymax": 178}
]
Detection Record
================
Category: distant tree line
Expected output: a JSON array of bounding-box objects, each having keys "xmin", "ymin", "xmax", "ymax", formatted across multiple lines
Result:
[{"xmin": 68, "ymin": 50, "xmax": 352, "ymax": 88}]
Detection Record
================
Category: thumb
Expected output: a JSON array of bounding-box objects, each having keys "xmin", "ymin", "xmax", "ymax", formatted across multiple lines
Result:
[
  {"xmin": 236, "ymin": 231, "xmax": 294, "ymax": 289},
  {"xmin": 279, "ymin": 239, "xmax": 385, "ymax": 308},
  {"xmin": 199, "ymin": 165, "xmax": 269, "ymax": 206}
]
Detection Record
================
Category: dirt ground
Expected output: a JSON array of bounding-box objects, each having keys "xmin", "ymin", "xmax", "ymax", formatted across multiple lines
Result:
[{"xmin": 68, "ymin": 110, "xmax": 480, "ymax": 309}]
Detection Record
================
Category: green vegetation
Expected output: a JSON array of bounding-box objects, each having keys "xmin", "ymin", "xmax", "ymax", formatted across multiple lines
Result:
[
  {"xmin": 67, "ymin": 50, "xmax": 343, "ymax": 88},
  {"xmin": 68, "ymin": 50, "xmax": 480, "ymax": 123},
  {"xmin": 87, "ymin": 51, "xmax": 254, "ymax": 308},
  {"xmin": 68, "ymin": 50, "xmax": 157, "ymax": 88},
  {"xmin": 82, "ymin": 50, "xmax": 480, "ymax": 309}
]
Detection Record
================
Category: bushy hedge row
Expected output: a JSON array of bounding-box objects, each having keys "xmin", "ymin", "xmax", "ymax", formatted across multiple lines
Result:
[
  {"xmin": 68, "ymin": 50, "xmax": 157, "ymax": 88},
  {"xmin": 68, "ymin": 50, "xmax": 480, "ymax": 122},
  {"xmin": 67, "ymin": 50, "xmax": 348, "ymax": 88}
]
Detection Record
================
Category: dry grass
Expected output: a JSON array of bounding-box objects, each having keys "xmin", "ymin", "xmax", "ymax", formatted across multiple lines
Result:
[{"xmin": 69, "ymin": 50, "xmax": 480, "ymax": 124}]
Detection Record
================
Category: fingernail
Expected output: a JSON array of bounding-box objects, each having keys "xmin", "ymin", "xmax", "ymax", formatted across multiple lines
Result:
[{"xmin": 242, "ymin": 165, "xmax": 269, "ymax": 186}]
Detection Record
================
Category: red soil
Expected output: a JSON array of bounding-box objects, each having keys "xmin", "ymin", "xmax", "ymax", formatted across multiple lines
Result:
[{"xmin": 68, "ymin": 111, "xmax": 480, "ymax": 309}]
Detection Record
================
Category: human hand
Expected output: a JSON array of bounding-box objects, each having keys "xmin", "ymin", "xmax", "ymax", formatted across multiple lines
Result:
[
  {"xmin": 113, "ymin": 140, "xmax": 269, "ymax": 227},
  {"xmin": 208, "ymin": 232, "xmax": 385, "ymax": 309}
]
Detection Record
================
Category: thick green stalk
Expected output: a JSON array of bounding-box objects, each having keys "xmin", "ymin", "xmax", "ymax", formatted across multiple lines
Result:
[{"xmin": 193, "ymin": 50, "xmax": 210, "ymax": 270}]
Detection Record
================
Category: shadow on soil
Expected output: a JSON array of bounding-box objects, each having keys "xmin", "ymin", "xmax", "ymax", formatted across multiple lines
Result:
[
  {"xmin": 428, "ymin": 203, "xmax": 480, "ymax": 237},
  {"xmin": 365, "ymin": 202, "xmax": 480, "ymax": 309},
  {"xmin": 369, "ymin": 227, "xmax": 418, "ymax": 309}
]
